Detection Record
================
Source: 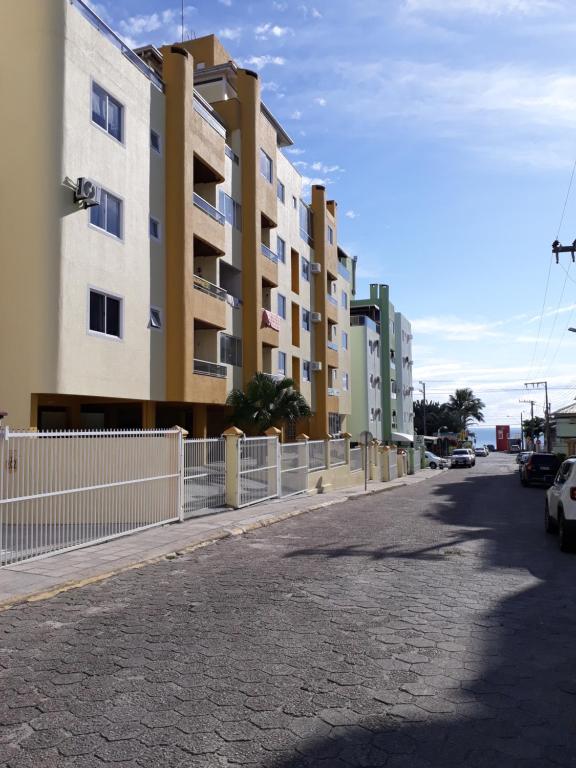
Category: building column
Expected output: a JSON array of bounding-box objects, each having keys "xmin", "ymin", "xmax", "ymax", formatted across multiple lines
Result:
[
  {"xmin": 142, "ymin": 401, "xmax": 156, "ymax": 429},
  {"xmin": 193, "ymin": 404, "xmax": 208, "ymax": 438}
]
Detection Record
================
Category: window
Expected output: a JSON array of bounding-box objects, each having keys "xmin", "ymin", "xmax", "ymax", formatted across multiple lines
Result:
[
  {"xmin": 342, "ymin": 372, "xmax": 349, "ymax": 390},
  {"xmin": 218, "ymin": 191, "xmax": 242, "ymax": 231},
  {"xmin": 341, "ymin": 291, "xmax": 348, "ymax": 309},
  {"xmin": 302, "ymin": 308, "xmax": 310, "ymax": 331},
  {"xmin": 220, "ymin": 334, "xmax": 242, "ymax": 366},
  {"xmin": 299, "ymin": 200, "xmax": 313, "ymax": 243},
  {"xmin": 150, "ymin": 129, "xmax": 161, "ymax": 154},
  {"xmin": 327, "ymin": 224, "xmax": 334, "ymax": 244},
  {"xmin": 301, "ymin": 257, "xmax": 310, "ymax": 282},
  {"xmin": 149, "ymin": 216, "xmax": 160, "ymax": 240},
  {"xmin": 89, "ymin": 290, "xmax": 121, "ymax": 338},
  {"xmin": 342, "ymin": 331, "xmax": 348, "ymax": 350},
  {"xmin": 292, "ymin": 195, "xmax": 297, "ymax": 209},
  {"xmin": 278, "ymin": 351, "xmax": 287, "ymax": 375},
  {"xmin": 259, "ymin": 148, "xmax": 273, "ymax": 183},
  {"xmin": 90, "ymin": 190, "xmax": 122, "ymax": 238},
  {"xmin": 277, "ymin": 293, "xmax": 286, "ymax": 319},
  {"xmin": 277, "ymin": 236, "xmax": 286, "ymax": 264},
  {"xmin": 329, "ymin": 413, "xmax": 343, "ymax": 436},
  {"xmin": 303, "ymin": 361, "xmax": 311, "ymax": 382},
  {"xmin": 91, "ymin": 82, "xmax": 123, "ymax": 142},
  {"xmin": 149, "ymin": 307, "xmax": 162, "ymax": 330},
  {"xmin": 277, "ymin": 179, "xmax": 285, "ymax": 203}
]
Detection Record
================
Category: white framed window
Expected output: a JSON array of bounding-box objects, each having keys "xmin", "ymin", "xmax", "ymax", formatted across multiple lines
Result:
[
  {"xmin": 218, "ymin": 190, "xmax": 242, "ymax": 231},
  {"xmin": 260, "ymin": 148, "xmax": 273, "ymax": 183},
  {"xmin": 292, "ymin": 195, "xmax": 297, "ymax": 209},
  {"xmin": 277, "ymin": 179, "xmax": 285, "ymax": 203},
  {"xmin": 149, "ymin": 216, "xmax": 161, "ymax": 240},
  {"xmin": 277, "ymin": 294, "xmax": 286, "ymax": 319},
  {"xmin": 150, "ymin": 129, "xmax": 161, "ymax": 154},
  {"xmin": 149, "ymin": 306, "xmax": 162, "ymax": 330},
  {"xmin": 342, "ymin": 373, "xmax": 349, "ymax": 390},
  {"xmin": 221, "ymin": 334, "xmax": 242, "ymax": 366},
  {"xmin": 301, "ymin": 257, "xmax": 310, "ymax": 282},
  {"xmin": 327, "ymin": 224, "xmax": 334, "ymax": 244},
  {"xmin": 90, "ymin": 189, "xmax": 123, "ymax": 239},
  {"xmin": 91, "ymin": 81, "xmax": 123, "ymax": 142},
  {"xmin": 341, "ymin": 291, "xmax": 348, "ymax": 309},
  {"xmin": 302, "ymin": 308, "xmax": 310, "ymax": 331},
  {"xmin": 277, "ymin": 236, "xmax": 286, "ymax": 264},
  {"xmin": 303, "ymin": 360, "xmax": 311, "ymax": 382},
  {"xmin": 89, "ymin": 289, "xmax": 122, "ymax": 339},
  {"xmin": 342, "ymin": 331, "xmax": 348, "ymax": 350},
  {"xmin": 278, "ymin": 351, "xmax": 287, "ymax": 375}
]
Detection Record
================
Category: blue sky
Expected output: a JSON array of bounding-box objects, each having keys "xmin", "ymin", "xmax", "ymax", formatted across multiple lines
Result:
[{"xmin": 90, "ymin": 0, "xmax": 576, "ymax": 426}]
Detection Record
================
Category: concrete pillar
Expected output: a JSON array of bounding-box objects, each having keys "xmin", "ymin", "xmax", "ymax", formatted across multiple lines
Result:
[
  {"xmin": 264, "ymin": 427, "xmax": 281, "ymax": 497},
  {"xmin": 297, "ymin": 433, "xmax": 310, "ymax": 472},
  {"xmin": 379, "ymin": 445, "xmax": 390, "ymax": 482},
  {"xmin": 342, "ymin": 431, "xmax": 352, "ymax": 467},
  {"xmin": 142, "ymin": 401, "xmax": 156, "ymax": 429},
  {"xmin": 324, "ymin": 433, "xmax": 332, "ymax": 470},
  {"xmin": 222, "ymin": 426, "xmax": 244, "ymax": 508},
  {"xmin": 192, "ymin": 404, "xmax": 208, "ymax": 439}
]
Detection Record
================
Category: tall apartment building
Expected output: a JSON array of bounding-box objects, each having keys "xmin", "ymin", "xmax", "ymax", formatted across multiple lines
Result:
[
  {"xmin": 349, "ymin": 284, "xmax": 414, "ymax": 444},
  {"xmin": 0, "ymin": 0, "xmax": 352, "ymax": 438}
]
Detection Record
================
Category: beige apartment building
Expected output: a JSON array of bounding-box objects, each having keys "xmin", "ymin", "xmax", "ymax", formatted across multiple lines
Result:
[{"xmin": 0, "ymin": 0, "xmax": 352, "ymax": 438}]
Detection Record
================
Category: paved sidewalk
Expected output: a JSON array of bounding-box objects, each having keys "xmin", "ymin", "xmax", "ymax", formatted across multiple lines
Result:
[{"xmin": 0, "ymin": 470, "xmax": 440, "ymax": 609}]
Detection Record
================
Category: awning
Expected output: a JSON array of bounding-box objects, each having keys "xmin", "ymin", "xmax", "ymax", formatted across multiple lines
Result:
[{"xmin": 391, "ymin": 431, "xmax": 414, "ymax": 443}]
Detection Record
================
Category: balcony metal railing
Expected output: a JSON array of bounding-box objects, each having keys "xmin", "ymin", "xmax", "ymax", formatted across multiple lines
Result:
[
  {"xmin": 350, "ymin": 315, "xmax": 380, "ymax": 333},
  {"xmin": 194, "ymin": 359, "xmax": 227, "ymax": 378},
  {"xmin": 193, "ymin": 275, "xmax": 227, "ymax": 301},
  {"xmin": 327, "ymin": 293, "xmax": 338, "ymax": 306},
  {"xmin": 338, "ymin": 261, "xmax": 351, "ymax": 281},
  {"xmin": 71, "ymin": 0, "xmax": 164, "ymax": 91},
  {"xmin": 193, "ymin": 94, "xmax": 227, "ymax": 138},
  {"xmin": 261, "ymin": 243, "xmax": 279, "ymax": 263},
  {"xmin": 300, "ymin": 228, "xmax": 313, "ymax": 246},
  {"xmin": 193, "ymin": 193, "xmax": 225, "ymax": 225},
  {"xmin": 327, "ymin": 340, "xmax": 338, "ymax": 351}
]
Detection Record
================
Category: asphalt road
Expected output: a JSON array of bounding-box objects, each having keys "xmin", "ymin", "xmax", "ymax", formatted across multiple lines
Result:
[{"xmin": 1, "ymin": 453, "xmax": 576, "ymax": 767}]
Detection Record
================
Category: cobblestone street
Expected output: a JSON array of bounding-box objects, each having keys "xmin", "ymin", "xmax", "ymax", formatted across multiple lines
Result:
[{"xmin": 1, "ymin": 453, "xmax": 576, "ymax": 767}]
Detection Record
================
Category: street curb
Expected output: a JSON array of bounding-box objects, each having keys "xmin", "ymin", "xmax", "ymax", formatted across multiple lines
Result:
[{"xmin": 0, "ymin": 473, "xmax": 432, "ymax": 612}]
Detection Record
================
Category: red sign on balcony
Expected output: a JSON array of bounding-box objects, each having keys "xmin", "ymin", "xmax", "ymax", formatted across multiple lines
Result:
[{"xmin": 261, "ymin": 309, "xmax": 281, "ymax": 331}]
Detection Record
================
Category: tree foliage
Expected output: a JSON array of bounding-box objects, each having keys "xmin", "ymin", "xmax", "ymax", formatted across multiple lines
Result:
[
  {"xmin": 226, "ymin": 372, "xmax": 312, "ymax": 434},
  {"xmin": 414, "ymin": 388, "xmax": 485, "ymax": 435},
  {"xmin": 447, "ymin": 388, "xmax": 486, "ymax": 430},
  {"xmin": 523, "ymin": 416, "xmax": 545, "ymax": 439}
]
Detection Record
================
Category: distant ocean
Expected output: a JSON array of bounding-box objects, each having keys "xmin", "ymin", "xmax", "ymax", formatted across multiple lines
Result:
[{"xmin": 468, "ymin": 426, "xmax": 521, "ymax": 446}]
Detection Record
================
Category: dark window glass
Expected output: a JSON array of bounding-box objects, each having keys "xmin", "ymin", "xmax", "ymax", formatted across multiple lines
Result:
[
  {"xmin": 220, "ymin": 334, "xmax": 242, "ymax": 366},
  {"xmin": 91, "ymin": 82, "xmax": 123, "ymax": 141},
  {"xmin": 91, "ymin": 83, "xmax": 107, "ymax": 130},
  {"xmin": 277, "ymin": 237, "xmax": 286, "ymax": 263},
  {"xmin": 106, "ymin": 296, "xmax": 120, "ymax": 336},
  {"xmin": 150, "ymin": 129, "xmax": 161, "ymax": 153},
  {"xmin": 89, "ymin": 291, "xmax": 105, "ymax": 333}
]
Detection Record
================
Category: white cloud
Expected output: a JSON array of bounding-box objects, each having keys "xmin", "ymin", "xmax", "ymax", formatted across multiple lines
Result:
[
  {"xmin": 285, "ymin": 146, "xmax": 305, "ymax": 155},
  {"xmin": 238, "ymin": 55, "xmax": 286, "ymax": 69},
  {"xmin": 291, "ymin": 110, "xmax": 302, "ymax": 120},
  {"xmin": 526, "ymin": 303, "xmax": 576, "ymax": 323},
  {"xmin": 255, "ymin": 23, "xmax": 292, "ymax": 39},
  {"xmin": 84, "ymin": 0, "xmax": 112, "ymax": 22},
  {"xmin": 219, "ymin": 26, "xmax": 242, "ymax": 40},
  {"xmin": 299, "ymin": 4, "xmax": 322, "ymax": 18},
  {"xmin": 403, "ymin": 0, "xmax": 560, "ymax": 16},
  {"xmin": 261, "ymin": 81, "xmax": 280, "ymax": 92},
  {"xmin": 314, "ymin": 96, "xmax": 327, "ymax": 107},
  {"xmin": 412, "ymin": 316, "xmax": 507, "ymax": 342},
  {"xmin": 345, "ymin": 210, "xmax": 358, "ymax": 219},
  {"xmin": 311, "ymin": 161, "xmax": 343, "ymax": 173},
  {"xmin": 301, "ymin": 175, "xmax": 330, "ymax": 189},
  {"xmin": 218, "ymin": 0, "xmax": 232, "ymax": 5},
  {"xmin": 273, "ymin": 1, "xmax": 288, "ymax": 8},
  {"xmin": 293, "ymin": 161, "xmax": 308, "ymax": 168}
]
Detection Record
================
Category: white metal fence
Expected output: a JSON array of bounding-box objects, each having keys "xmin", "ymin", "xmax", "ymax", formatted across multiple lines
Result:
[
  {"xmin": 183, "ymin": 438, "xmax": 226, "ymax": 517},
  {"xmin": 308, "ymin": 440, "xmax": 326, "ymax": 471},
  {"xmin": 0, "ymin": 428, "xmax": 180, "ymax": 567},
  {"xmin": 330, "ymin": 438, "xmax": 346, "ymax": 467},
  {"xmin": 238, "ymin": 437, "xmax": 279, "ymax": 507},
  {"xmin": 280, "ymin": 442, "xmax": 309, "ymax": 497},
  {"xmin": 350, "ymin": 447, "xmax": 363, "ymax": 473}
]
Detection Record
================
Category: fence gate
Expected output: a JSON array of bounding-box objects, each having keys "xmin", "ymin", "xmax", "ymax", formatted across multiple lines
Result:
[
  {"xmin": 0, "ymin": 428, "xmax": 181, "ymax": 567},
  {"xmin": 183, "ymin": 438, "xmax": 226, "ymax": 518},
  {"xmin": 238, "ymin": 437, "xmax": 279, "ymax": 507},
  {"xmin": 280, "ymin": 442, "xmax": 309, "ymax": 497}
]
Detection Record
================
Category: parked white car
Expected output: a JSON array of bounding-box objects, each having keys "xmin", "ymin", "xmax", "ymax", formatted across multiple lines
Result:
[
  {"xmin": 451, "ymin": 448, "xmax": 475, "ymax": 468},
  {"xmin": 545, "ymin": 458, "xmax": 576, "ymax": 552},
  {"xmin": 474, "ymin": 445, "xmax": 488, "ymax": 457},
  {"xmin": 424, "ymin": 451, "xmax": 446, "ymax": 470}
]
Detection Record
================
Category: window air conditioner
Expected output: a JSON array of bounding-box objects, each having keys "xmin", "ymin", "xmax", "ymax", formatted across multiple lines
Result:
[
  {"xmin": 311, "ymin": 361, "xmax": 322, "ymax": 372},
  {"xmin": 75, "ymin": 177, "xmax": 101, "ymax": 208},
  {"xmin": 311, "ymin": 312, "xmax": 322, "ymax": 323},
  {"xmin": 310, "ymin": 262, "xmax": 322, "ymax": 274}
]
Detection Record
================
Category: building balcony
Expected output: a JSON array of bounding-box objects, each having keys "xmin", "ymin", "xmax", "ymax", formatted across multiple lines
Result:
[
  {"xmin": 193, "ymin": 94, "xmax": 226, "ymax": 139},
  {"xmin": 350, "ymin": 315, "xmax": 380, "ymax": 333},
  {"xmin": 337, "ymin": 261, "xmax": 351, "ymax": 281},
  {"xmin": 261, "ymin": 243, "xmax": 279, "ymax": 263},
  {"xmin": 194, "ymin": 193, "xmax": 225, "ymax": 224},
  {"xmin": 328, "ymin": 387, "xmax": 340, "ymax": 397},
  {"xmin": 327, "ymin": 340, "xmax": 338, "ymax": 351},
  {"xmin": 193, "ymin": 359, "xmax": 227, "ymax": 378},
  {"xmin": 261, "ymin": 249, "xmax": 279, "ymax": 288},
  {"xmin": 193, "ymin": 275, "xmax": 227, "ymax": 301},
  {"xmin": 193, "ymin": 194, "xmax": 225, "ymax": 255},
  {"xmin": 326, "ymin": 346, "xmax": 339, "ymax": 368},
  {"xmin": 326, "ymin": 293, "xmax": 338, "ymax": 306},
  {"xmin": 193, "ymin": 276, "xmax": 227, "ymax": 329},
  {"xmin": 261, "ymin": 309, "xmax": 280, "ymax": 348}
]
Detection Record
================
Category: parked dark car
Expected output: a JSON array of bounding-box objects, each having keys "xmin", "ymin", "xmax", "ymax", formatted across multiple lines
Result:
[
  {"xmin": 520, "ymin": 453, "xmax": 562, "ymax": 487},
  {"xmin": 486, "ymin": 444, "xmax": 496, "ymax": 452}
]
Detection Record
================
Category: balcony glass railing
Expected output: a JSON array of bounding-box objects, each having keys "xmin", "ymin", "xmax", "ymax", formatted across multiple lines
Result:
[
  {"xmin": 194, "ymin": 359, "xmax": 227, "ymax": 378},
  {"xmin": 327, "ymin": 340, "xmax": 338, "ymax": 351},
  {"xmin": 327, "ymin": 293, "xmax": 338, "ymax": 306},
  {"xmin": 193, "ymin": 275, "xmax": 227, "ymax": 301},
  {"xmin": 300, "ymin": 227, "xmax": 313, "ymax": 246},
  {"xmin": 261, "ymin": 243, "xmax": 279, "ymax": 263},
  {"xmin": 350, "ymin": 315, "xmax": 380, "ymax": 333},
  {"xmin": 328, "ymin": 387, "xmax": 340, "ymax": 397},
  {"xmin": 193, "ymin": 94, "xmax": 227, "ymax": 138},
  {"xmin": 337, "ymin": 261, "xmax": 351, "ymax": 281},
  {"xmin": 193, "ymin": 193, "xmax": 225, "ymax": 225}
]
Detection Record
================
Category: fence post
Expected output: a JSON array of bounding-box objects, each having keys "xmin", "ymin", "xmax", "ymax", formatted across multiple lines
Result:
[
  {"xmin": 222, "ymin": 426, "xmax": 244, "ymax": 508},
  {"xmin": 297, "ymin": 433, "xmax": 310, "ymax": 473},
  {"xmin": 173, "ymin": 425, "xmax": 189, "ymax": 521},
  {"xmin": 325, "ymin": 434, "xmax": 332, "ymax": 470},
  {"xmin": 264, "ymin": 427, "xmax": 281, "ymax": 498},
  {"xmin": 379, "ymin": 445, "xmax": 389, "ymax": 482},
  {"xmin": 342, "ymin": 432, "xmax": 352, "ymax": 468}
]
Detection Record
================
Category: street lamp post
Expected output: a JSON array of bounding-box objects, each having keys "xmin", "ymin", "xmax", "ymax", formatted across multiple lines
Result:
[{"xmin": 437, "ymin": 426, "xmax": 447, "ymax": 456}]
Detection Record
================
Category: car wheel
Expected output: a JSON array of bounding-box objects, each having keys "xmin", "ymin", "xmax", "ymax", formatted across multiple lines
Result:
[
  {"xmin": 558, "ymin": 510, "xmax": 573, "ymax": 552},
  {"xmin": 545, "ymin": 501, "xmax": 557, "ymax": 534},
  {"xmin": 429, "ymin": 461, "xmax": 437, "ymax": 470}
]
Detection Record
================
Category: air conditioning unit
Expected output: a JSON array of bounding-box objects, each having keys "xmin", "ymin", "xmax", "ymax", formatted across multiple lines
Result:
[
  {"xmin": 311, "ymin": 361, "xmax": 322, "ymax": 372},
  {"xmin": 311, "ymin": 312, "xmax": 322, "ymax": 323},
  {"xmin": 75, "ymin": 177, "xmax": 101, "ymax": 208},
  {"xmin": 310, "ymin": 262, "xmax": 322, "ymax": 274}
]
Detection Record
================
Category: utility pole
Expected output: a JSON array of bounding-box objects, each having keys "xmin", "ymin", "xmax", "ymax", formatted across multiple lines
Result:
[
  {"xmin": 524, "ymin": 382, "xmax": 550, "ymax": 452},
  {"xmin": 418, "ymin": 381, "xmax": 426, "ymax": 436},
  {"xmin": 519, "ymin": 399, "xmax": 535, "ymax": 421},
  {"xmin": 520, "ymin": 411, "xmax": 523, "ymax": 450}
]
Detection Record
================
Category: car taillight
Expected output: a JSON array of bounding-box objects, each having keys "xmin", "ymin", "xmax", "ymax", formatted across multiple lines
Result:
[
  {"xmin": 570, "ymin": 488, "xmax": 576, "ymax": 501},
  {"xmin": 526, "ymin": 460, "xmax": 533, "ymax": 470}
]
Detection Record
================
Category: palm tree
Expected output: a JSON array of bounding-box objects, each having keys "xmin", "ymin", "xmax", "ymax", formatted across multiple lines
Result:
[
  {"xmin": 447, "ymin": 388, "xmax": 485, "ymax": 431},
  {"xmin": 226, "ymin": 373, "xmax": 312, "ymax": 434}
]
